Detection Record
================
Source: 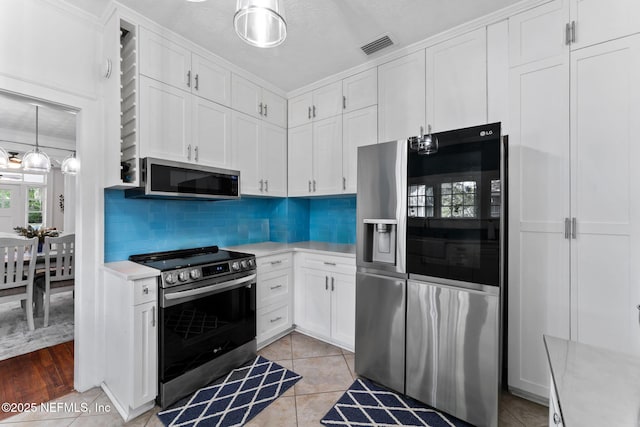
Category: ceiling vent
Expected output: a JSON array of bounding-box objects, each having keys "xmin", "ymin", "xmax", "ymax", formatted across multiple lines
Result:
[{"xmin": 360, "ymin": 34, "xmax": 394, "ymax": 56}]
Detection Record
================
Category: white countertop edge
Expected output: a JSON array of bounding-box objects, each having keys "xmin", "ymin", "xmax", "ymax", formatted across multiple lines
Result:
[
  {"xmin": 102, "ymin": 260, "xmax": 161, "ymax": 281},
  {"xmin": 225, "ymin": 241, "xmax": 356, "ymax": 258}
]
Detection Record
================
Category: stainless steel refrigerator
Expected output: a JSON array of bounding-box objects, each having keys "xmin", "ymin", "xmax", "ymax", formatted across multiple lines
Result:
[{"xmin": 355, "ymin": 123, "xmax": 504, "ymax": 427}]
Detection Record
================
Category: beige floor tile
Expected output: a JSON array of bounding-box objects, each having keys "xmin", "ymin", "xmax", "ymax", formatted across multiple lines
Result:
[
  {"xmin": 341, "ymin": 348, "xmax": 354, "ymax": 356},
  {"xmin": 293, "ymin": 356, "xmax": 353, "ymax": 395},
  {"xmin": 143, "ymin": 412, "xmax": 165, "ymax": 427},
  {"xmin": 501, "ymin": 392, "xmax": 548, "ymax": 427},
  {"xmin": 295, "ymin": 391, "xmax": 343, "ymax": 427},
  {"xmin": 0, "ymin": 420, "xmax": 76, "ymax": 426},
  {"xmin": 291, "ymin": 333, "xmax": 342, "ymax": 359},
  {"xmin": 499, "ymin": 405, "xmax": 526, "ymax": 427},
  {"xmin": 0, "ymin": 388, "xmax": 103, "ymax": 423},
  {"xmin": 244, "ymin": 396, "xmax": 297, "ymax": 427},
  {"xmin": 272, "ymin": 359, "xmax": 296, "ymax": 398},
  {"xmin": 343, "ymin": 354, "xmax": 356, "ymax": 380},
  {"xmin": 258, "ymin": 334, "xmax": 293, "ymax": 361}
]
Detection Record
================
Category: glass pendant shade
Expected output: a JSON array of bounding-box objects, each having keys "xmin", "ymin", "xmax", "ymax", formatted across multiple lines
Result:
[
  {"xmin": 61, "ymin": 151, "xmax": 80, "ymax": 175},
  {"xmin": 234, "ymin": 0, "xmax": 286, "ymax": 48},
  {"xmin": 0, "ymin": 147, "xmax": 8, "ymax": 169},
  {"xmin": 22, "ymin": 105, "xmax": 51, "ymax": 173}
]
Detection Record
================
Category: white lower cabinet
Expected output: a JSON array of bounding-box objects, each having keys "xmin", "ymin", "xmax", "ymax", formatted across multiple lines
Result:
[
  {"xmin": 294, "ymin": 253, "xmax": 356, "ymax": 350},
  {"xmin": 256, "ymin": 253, "xmax": 293, "ymax": 347},
  {"xmin": 102, "ymin": 269, "xmax": 158, "ymax": 421}
]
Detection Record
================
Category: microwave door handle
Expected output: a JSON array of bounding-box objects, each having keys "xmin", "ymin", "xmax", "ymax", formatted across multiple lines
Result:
[{"xmin": 164, "ymin": 273, "xmax": 256, "ymax": 302}]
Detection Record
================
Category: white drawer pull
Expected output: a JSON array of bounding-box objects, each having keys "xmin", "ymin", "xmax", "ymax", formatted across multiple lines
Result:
[
  {"xmin": 270, "ymin": 284, "xmax": 283, "ymax": 290},
  {"xmin": 324, "ymin": 262, "xmax": 336, "ymax": 266},
  {"xmin": 270, "ymin": 260, "xmax": 282, "ymax": 265},
  {"xmin": 270, "ymin": 316, "xmax": 283, "ymax": 323}
]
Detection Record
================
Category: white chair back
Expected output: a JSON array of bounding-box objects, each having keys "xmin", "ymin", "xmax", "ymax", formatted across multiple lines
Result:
[
  {"xmin": 44, "ymin": 234, "xmax": 75, "ymax": 282},
  {"xmin": 0, "ymin": 237, "xmax": 37, "ymax": 291}
]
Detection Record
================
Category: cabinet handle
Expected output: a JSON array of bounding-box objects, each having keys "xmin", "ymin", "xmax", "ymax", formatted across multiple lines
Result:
[
  {"xmin": 313, "ymin": 180, "xmax": 317, "ymax": 192},
  {"xmin": 325, "ymin": 276, "xmax": 328, "ymax": 290},
  {"xmin": 187, "ymin": 70, "xmax": 191, "ymax": 88},
  {"xmin": 270, "ymin": 284, "xmax": 283, "ymax": 290},
  {"xmin": 151, "ymin": 306, "xmax": 156, "ymax": 327},
  {"xmin": 565, "ymin": 22, "xmax": 571, "ymax": 45},
  {"xmin": 259, "ymin": 102, "xmax": 263, "ymax": 116},
  {"xmin": 143, "ymin": 286, "xmax": 149, "ymax": 295},
  {"xmin": 308, "ymin": 180, "xmax": 312, "ymax": 192},
  {"xmin": 564, "ymin": 218, "xmax": 570, "ymax": 239},
  {"xmin": 264, "ymin": 104, "xmax": 268, "ymax": 117},
  {"xmin": 571, "ymin": 217, "xmax": 577, "ymax": 239},
  {"xmin": 343, "ymin": 96, "xmax": 346, "ymax": 110},
  {"xmin": 571, "ymin": 20, "xmax": 576, "ymax": 44},
  {"xmin": 313, "ymin": 105, "xmax": 316, "ymax": 118},
  {"xmin": 270, "ymin": 316, "xmax": 283, "ymax": 323},
  {"xmin": 260, "ymin": 179, "xmax": 264, "ymax": 192},
  {"xmin": 324, "ymin": 261, "xmax": 337, "ymax": 266},
  {"xmin": 270, "ymin": 260, "xmax": 282, "ymax": 265},
  {"xmin": 419, "ymin": 125, "xmax": 424, "ymax": 138},
  {"xmin": 331, "ymin": 276, "xmax": 335, "ymax": 291},
  {"xmin": 195, "ymin": 73, "xmax": 199, "ymax": 90},
  {"xmin": 187, "ymin": 144, "xmax": 192, "ymax": 161},
  {"xmin": 553, "ymin": 413, "xmax": 561, "ymax": 425},
  {"xmin": 343, "ymin": 177, "xmax": 346, "ymax": 191},
  {"xmin": 265, "ymin": 180, "xmax": 269, "ymax": 192},
  {"xmin": 195, "ymin": 146, "xmax": 199, "ymax": 162}
]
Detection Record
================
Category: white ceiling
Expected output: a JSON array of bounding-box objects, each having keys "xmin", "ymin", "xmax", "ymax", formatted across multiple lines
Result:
[{"xmin": 64, "ymin": 0, "xmax": 520, "ymax": 92}]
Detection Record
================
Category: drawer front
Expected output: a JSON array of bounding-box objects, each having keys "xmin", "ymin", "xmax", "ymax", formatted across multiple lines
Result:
[
  {"xmin": 299, "ymin": 253, "xmax": 356, "ymax": 274},
  {"xmin": 133, "ymin": 278, "xmax": 158, "ymax": 305},
  {"xmin": 257, "ymin": 252, "xmax": 292, "ymax": 274},
  {"xmin": 257, "ymin": 302, "xmax": 291, "ymax": 342},
  {"xmin": 258, "ymin": 269, "xmax": 291, "ymax": 308}
]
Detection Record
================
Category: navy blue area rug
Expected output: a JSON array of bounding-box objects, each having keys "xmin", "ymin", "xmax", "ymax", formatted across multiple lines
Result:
[
  {"xmin": 321, "ymin": 378, "xmax": 474, "ymax": 427},
  {"xmin": 157, "ymin": 356, "xmax": 301, "ymax": 427}
]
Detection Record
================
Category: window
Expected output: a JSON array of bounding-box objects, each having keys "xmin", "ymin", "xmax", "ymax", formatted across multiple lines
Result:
[
  {"xmin": 441, "ymin": 181, "xmax": 477, "ymax": 218},
  {"xmin": 408, "ymin": 184, "xmax": 434, "ymax": 218},
  {"xmin": 27, "ymin": 187, "xmax": 44, "ymax": 226},
  {"xmin": 490, "ymin": 179, "xmax": 501, "ymax": 218},
  {"xmin": 0, "ymin": 189, "xmax": 10, "ymax": 209}
]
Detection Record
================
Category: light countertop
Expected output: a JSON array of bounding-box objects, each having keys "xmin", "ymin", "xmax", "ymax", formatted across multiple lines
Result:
[
  {"xmin": 225, "ymin": 241, "xmax": 356, "ymax": 258},
  {"xmin": 544, "ymin": 335, "xmax": 640, "ymax": 426},
  {"xmin": 102, "ymin": 260, "xmax": 160, "ymax": 281}
]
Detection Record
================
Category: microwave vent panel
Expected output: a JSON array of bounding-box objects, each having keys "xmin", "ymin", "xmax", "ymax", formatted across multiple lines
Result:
[{"xmin": 361, "ymin": 34, "xmax": 394, "ymax": 56}]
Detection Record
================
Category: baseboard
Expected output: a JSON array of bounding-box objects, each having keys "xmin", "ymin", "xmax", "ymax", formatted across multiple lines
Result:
[
  {"xmin": 101, "ymin": 382, "xmax": 155, "ymax": 422},
  {"xmin": 507, "ymin": 386, "xmax": 549, "ymax": 407}
]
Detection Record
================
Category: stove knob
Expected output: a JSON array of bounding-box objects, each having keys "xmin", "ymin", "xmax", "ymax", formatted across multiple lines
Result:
[
  {"xmin": 241, "ymin": 260, "xmax": 248, "ymax": 270},
  {"xmin": 190, "ymin": 269, "xmax": 201, "ymax": 280},
  {"xmin": 247, "ymin": 259, "xmax": 255, "ymax": 268},
  {"xmin": 178, "ymin": 271, "xmax": 189, "ymax": 282},
  {"xmin": 165, "ymin": 272, "xmax": 177, "ymax": 285},
  {"xmin": 231, "ymin": 261, "xmax": 240, "ymax": 272}
]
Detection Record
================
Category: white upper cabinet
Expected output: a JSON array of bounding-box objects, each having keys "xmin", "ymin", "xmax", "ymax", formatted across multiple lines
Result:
[
  {"xmin": 378, "ymin": 50, "xmax": 426, "ymax": 142},
  {"xmin": 261, "ymin": 122, "xmax": 288, "ymax": 197},
  {"xmin": 232, "ymin": 75, "xmax": 287, "ymax": 127},
  {"xmin": 287, "ymin": 124, "xmax": 314, "ymax": 196},
  {"xmin": 487, "ymin": 20, "xmax": 510, "ymax": 133},
  {"xmin": 312, "ymin": 115, "xmax": 343, "ymax": 196},
  {"xmin": 342, "ymin": 105, "xmax": 377, "ymax": 194},
  {"xmin": 569, "ymin": 0, "xmax": 640, "ymax": 50},
  {"xmin": 192, "ymin": 97, "xmax": 231, "ymax": 167},
  {"xmin": 342, "ymin": 68, "xmax": 377, "ymax": 113},
  {"xmin": 426, "ymin": 28, "xmax": 487, "ymax": 132},
  {"xmin": 191, "ymin": 54, "xmax": 232, "ymax": 106},
  {"xmin": 288, "ymin": 81, "xmax": 342, "ymax": 127}
]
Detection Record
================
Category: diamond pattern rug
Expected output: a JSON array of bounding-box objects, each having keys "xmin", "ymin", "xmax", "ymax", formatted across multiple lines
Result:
[
  {"xmin": 157, "ymin": 356, "xmax": 301, "ymax": 427},
  {"xmin": 321, "ymin": 378, "xmax": 474, "ymax": 427}
]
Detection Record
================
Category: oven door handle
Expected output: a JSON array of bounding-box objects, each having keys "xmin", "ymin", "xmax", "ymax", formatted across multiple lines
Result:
[{"xmin": 164, "ymin": 273, "xmax": 257, "ymax": 302}]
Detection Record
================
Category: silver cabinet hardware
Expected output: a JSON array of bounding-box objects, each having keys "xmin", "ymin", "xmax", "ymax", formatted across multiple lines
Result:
[
  {"xmin": 553, "ymin": 413, "xmax": 561, "ymax": 425},
  {"xmin": 420, "ymin": 125, "xmax": 424, "ymax": 137},
  {"xmin": 313, "ymin": 105, "xmax": 316, "ymax": 118},
  {"xmin": 264, "ymin": 104, "xmax": 268, "ymax": 117},
  {"xmin": 343, "ymin": 96, "xmax": 346, "ymax": 109},
  {"xmin": 324, "ymin": 262, "xmax": 336, "ymax": 266},
  {"xmin": 259, "ymin": 102, "xmax": 263, "ymax": 116},
  {"xmin": 270, "ymin": 260, "xmax": 282, "ymax": 265},
  {"xmin": 260, "ymin": 179, "xmax": 264, "ymax": 192},
  {"xmin": 194, "ymin": 146, "xmax": 199, "ymax": 162},
  {"xmin": 571, "ymin": 217, "xmax": 577, "ymax": 239},
  {"xmin": 270, "ymin": 284, "xmax": 283, "ymax": 290},
  {"xmin": 325, "ymin": 276, "xmax": 328, "ymax": 290},
  {"xmin": 564, "ymin": 218, "xmax": 570, "ymax": 239},
  {"xmin": 151, "ymin": 306, "xmax": 156, "ymax": 327},
  {"xmin": 265, "ymin": 180, "xmax": 269, "ymax": 192},
  {"xmin": 187, "ymin": 70, "xmax": 191, "ymax": 88},
  {"xmin": 565, "ymin": 22, "xmax": 571, "ymax": 45},
  {"xmin": 270, "ymin": 316, "xmax": 283, "ymax": 323},
  {"xmin": 104, "ymin": 58, "xmax": 112, "ymax": 79},
  {"xmin": 187, "ymin": 144, "xmax": 192, "ymax": 161},
  {"xmin": 571, "ymin": 21, "xmax": 576, "ymax": 44},
  {"xmin": 308, "ymin": 180, "xmax": 312, "ymax": 192},
  {"xmin": 331, "ymin": 276, "xmax": 335, "ymax": 291},
  {"xmin": 343, "ymin": 177, "xmax": 346, "ymax": 191},
  {"xmin": 313, "ymin": 180, "xmax": 317, "ymax": 192},
  {"xmin": 143, "ymin": 286, "xmax": 149, "ymax": 295},
  {"xmin": 195, "ymin": 73, "xmax": 199, "ymax": 90},
  {"xmin": 308, "ymin": 107, "xmax": 311, "ymax": 119}
]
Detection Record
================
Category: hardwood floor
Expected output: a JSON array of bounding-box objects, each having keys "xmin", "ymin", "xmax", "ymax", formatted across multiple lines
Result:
[{"xmin": 0, "ymin": 341, "xmax": 74, "ymax": 421}]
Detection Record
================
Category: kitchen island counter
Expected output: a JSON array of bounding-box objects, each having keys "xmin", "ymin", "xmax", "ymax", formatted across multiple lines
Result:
[
  {"xmin": 544, "ymin": 335, "xmax": 640, "ymax": 426},
  {"xmin": 225, "ymin": 241, "xmax": 355, "ymax": 258}
]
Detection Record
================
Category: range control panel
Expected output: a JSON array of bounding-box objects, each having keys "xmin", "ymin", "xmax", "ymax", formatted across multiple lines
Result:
[{"xmin": 160, "ymin": 257, "xmax": 255, "ymax": 288}]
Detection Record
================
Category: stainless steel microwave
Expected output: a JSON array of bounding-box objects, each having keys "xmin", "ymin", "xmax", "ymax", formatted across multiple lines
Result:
[{"xmin": 124, "ymin": 158, "xmax": 240, "ymax": 200}]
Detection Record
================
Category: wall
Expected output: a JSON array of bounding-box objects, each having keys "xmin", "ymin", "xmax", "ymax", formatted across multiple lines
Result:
[{"xmin": 104, "ymin": 191, "xmax": 356, "ymax": 261}]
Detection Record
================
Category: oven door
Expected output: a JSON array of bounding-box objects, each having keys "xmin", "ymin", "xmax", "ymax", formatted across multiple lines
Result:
[
  {"xmin": 158, "ymin": 273, "xmax": 256, "ymax": 385},
  {"xmin": 407, "ymin": 123, "xmax": 502, "ymax": 287}
]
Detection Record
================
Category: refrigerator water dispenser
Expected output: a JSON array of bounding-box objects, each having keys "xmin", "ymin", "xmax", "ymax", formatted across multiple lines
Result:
[{"xmin": 363, "ymin": 219, "xmax": 397, "ymax": 265}]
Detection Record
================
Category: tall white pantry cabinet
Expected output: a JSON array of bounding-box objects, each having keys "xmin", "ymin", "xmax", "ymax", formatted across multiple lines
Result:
[{"xmin": 508, "ymin": 0, "xmax": 640, "ymax": 399}]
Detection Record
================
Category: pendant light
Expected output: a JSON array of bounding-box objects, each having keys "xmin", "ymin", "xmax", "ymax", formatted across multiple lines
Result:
[
  {"xmin": 61, "ymin": 151, "xmax": 80, "ymax": 175},
  {"xmin": 22, "ymin": 105, "xmax": 51, "ymax": 173},
  {"xmin": 234, "ymin": 0, "xmax": 287, "ymax": 48},
  {"xmin": 0, "ymin": 147, "xmax": 8, "ymax": 169}
]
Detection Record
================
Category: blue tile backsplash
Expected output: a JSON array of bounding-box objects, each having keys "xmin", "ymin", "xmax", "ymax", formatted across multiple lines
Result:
[{"xmin": 104, "ymin": 190, "xmax": 356, "ymax": 262}]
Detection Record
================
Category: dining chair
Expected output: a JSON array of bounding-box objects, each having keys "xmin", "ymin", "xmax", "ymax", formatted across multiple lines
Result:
[
  {"xmin": 36, "ymin": 234, "xmax": 75, "ymax": 328},
  {"xmin": 0, "ymin": 237, "xmax": 38, "ymax": 331}
]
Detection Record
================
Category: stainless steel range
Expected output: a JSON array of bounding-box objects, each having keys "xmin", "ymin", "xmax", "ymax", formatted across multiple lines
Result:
[{"xmin": 129, "ymin": 246, "xmax": 257, "ymax": 408}]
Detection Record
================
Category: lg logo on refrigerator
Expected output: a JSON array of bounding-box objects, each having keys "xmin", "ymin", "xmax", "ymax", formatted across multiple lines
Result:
[{"xmin": 480, "ymin": 130, "xmax": 494, "ymax": 137}]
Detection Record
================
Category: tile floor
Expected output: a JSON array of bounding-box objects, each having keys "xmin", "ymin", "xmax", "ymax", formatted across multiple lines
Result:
[{"xmin": 0, "ymin": 332, "xmax": 549, "ymax": 426}]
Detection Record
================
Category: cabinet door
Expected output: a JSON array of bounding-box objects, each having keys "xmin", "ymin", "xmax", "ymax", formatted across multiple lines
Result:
[
  {"xmin": 232, "ymin": 111, "xmax": 261, "ymax": 195},
  {"xmin": 262, "ymin": 89, "xmax": 287, "ymax": 128},
  {"xmin": 231, "ymin": 74, "xmax": 262, "ymax": 119},
  {"xmin": 287, "ymin": 124, "xmax": 313, "ymax": 196},
  {"xmin": 312, "ymin": 115, "xmax": 343, "ymax": 196},
  {"xmin": 570, "ymin": 0, "xmax": 640, "ymax": 50},
  {"xmin": 261, "ymin": 122, "xmax": 288, "ymax": 197},
  {"xmin": 426, "ymin": 28, "xmax": 487, "ymax": 132},
  {"xmin": 312, "ymin": 81, "xmax": 342, "ymax": 121},
  {"xmin": 139, "ymin": 28, "xmax": 191, "ymax": 91},
  {"xmin": 508, "ymin": 51, "xmax": 570, "ymax": 398},
  {"xmin": 104, "ymin": 11, "xmax": 125, "ymax": 187},
  {"xmin": 132, "ymin": 302, "xmax": 157, "ymax": 408},
  {"xmin": 378, "ymin": 50, "xmax": 426, "ymax": 142},
  {"xmin": 191, "ymin": 53, "xmax": 231, "ymax": 106},
  {"xmin": 570, "ymin": 35, "xmax": 640, "ymax": 356},
  {"xmin": 192, "ymin": 97, "xmax": 231, "ymax": 167},
  {"xmin": 330, "ymin": 272, "xmax": 356, "ymax": 350},
  {"xmin": 342, "ymin": 68, "xmax": 377, "ymax": 113},
  {"xmin": 288, "ymin": 92, "xmax": 313, "ymax": 128},
  {"xmin": 139, "ymin": 76, "xmax": 191, "ymax": 161},
  {"xmin": 298, "ymin": 268, "xmax": 331, "ymax": 338},
  {"xmin": 342, "ymin": 105, "xmax": 377, "ymax": 194}
]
